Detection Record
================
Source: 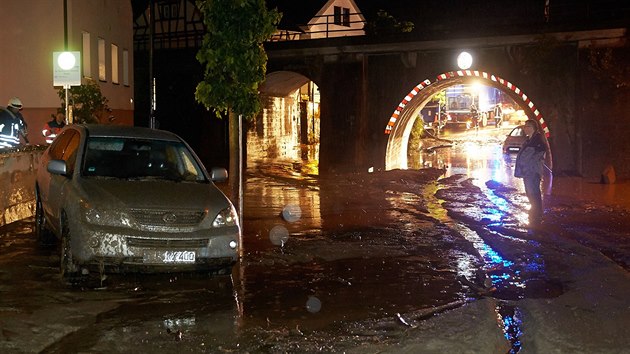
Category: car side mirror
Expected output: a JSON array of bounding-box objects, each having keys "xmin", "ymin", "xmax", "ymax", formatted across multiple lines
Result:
[
  {"xmin": 47, "ymin": 159, "xmax": 68, "ymax": 176},
  {"xmin": 210, "ymin": 167, "xmax": 228, "ymax": 182}
]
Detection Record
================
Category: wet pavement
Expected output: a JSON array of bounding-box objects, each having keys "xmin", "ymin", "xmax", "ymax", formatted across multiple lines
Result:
[{"xmin": 1, "ymin": 125, "xmax": 630, "ymax": 353}]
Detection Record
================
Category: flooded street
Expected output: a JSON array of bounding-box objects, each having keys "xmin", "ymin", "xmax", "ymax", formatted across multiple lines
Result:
[{"xmin": 1, "ymin": 125, "xmax": 630, "ymax": 353}]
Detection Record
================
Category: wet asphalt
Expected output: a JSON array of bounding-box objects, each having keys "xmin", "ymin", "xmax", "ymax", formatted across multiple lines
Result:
[{"xmin": 1, "ymin": 125, "xmax": 629, "ymax": 352}]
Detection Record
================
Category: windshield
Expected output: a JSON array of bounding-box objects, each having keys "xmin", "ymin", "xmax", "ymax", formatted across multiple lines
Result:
[{"xmin": 82, "ymin": 137, "xmax": 207, "ymax": 182}]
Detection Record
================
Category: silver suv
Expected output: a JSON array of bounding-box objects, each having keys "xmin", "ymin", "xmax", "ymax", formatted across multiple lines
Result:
[{"xmin": 35, "ymin": 124, "xmax": 240, "ymax": 278}]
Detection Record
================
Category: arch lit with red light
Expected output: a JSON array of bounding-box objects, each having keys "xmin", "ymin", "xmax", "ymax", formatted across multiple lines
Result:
[{"xmin": 384, "ymin": 70, "xmax": 550, "ymax": 137}]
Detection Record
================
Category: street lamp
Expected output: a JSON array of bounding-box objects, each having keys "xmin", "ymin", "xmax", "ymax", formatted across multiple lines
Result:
[
  {"xmin": 58, "ymin": 52, "xmax": 74, "ymax": 122},
  {"xmin": 53, "ymin": 51, "xmax": 81, "ymax": 123},
  {"xmin": 457, "ymin": 51, "xmax": 473, "ymax": 70},
  {"xmin": 57, "ymin": 51, "xmax": 76, "ymax": 70}
]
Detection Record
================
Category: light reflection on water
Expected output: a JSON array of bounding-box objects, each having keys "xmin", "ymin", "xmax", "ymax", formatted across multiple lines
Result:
[
  {"xmin": 244, "ymin": 176, "xmax": 322, "ymax": 251},
  {"xmin": 241, "ymin": 171, "xmax": 464, "ymax": 331},
  {"xmin": 420, "ymin": 135, "xmax": 537, "ymax": 353},
  {"xmin": 426, "ymin": 138, "xmax": 546, "ymax": 287},
  {"xmin": 422, "ymin": 139, "xmax": 524, "ymax": 192},
  {"xmin": 238, "ymin": 130, "xmax": 579, "ymax": 343}
]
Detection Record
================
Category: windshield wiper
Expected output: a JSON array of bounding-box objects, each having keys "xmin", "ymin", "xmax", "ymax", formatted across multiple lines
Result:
[{"xmin": 126, "ymin": 175, "xmax": 168, "ymax": 181}]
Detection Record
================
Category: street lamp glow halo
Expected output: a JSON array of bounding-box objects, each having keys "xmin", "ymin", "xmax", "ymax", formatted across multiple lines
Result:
[
  {"xmin": 457, "ymin": 51, "xmax": 473, "ymax": 70},
  {"xmin": 58, "ymin": 51, "xmax": 76, "ymax": 70}
]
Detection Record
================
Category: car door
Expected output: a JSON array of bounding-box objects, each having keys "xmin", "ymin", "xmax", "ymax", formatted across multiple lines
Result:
[
  {"xmin": 39, "ymin": 129, "xmax": 72, "ymax": 216},
  {"xmin": 42, "ymin": 129, "xmax": 80, "ymax": 233}
]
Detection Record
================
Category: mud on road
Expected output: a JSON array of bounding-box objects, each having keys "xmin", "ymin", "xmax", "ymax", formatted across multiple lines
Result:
[{"xmin": 1, "ymin": 164, "xmax": 629, "ymax": 353}]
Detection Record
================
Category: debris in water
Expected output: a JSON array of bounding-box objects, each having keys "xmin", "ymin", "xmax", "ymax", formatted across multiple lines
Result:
[
  {"xmin": 294, "ymin": 325, "xmax": 304, "ymax": 336},
  {"xmin": 396, "ymin": 313, "xmax": 416, "ymax": 328},
  {"xmin": 457, "ymin": 275, "xmax": 496, "ymax": 296}
]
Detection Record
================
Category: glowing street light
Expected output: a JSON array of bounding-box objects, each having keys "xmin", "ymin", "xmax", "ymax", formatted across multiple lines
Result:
[
  {"xmin": 57, "ymin": 51, "xmax": 76, "ymax": 70},
  {"xmin": 53, "ymin": 51, "xmax": 81, "ymax": 123},
  {"xmin": 457, "ymin": 51, "xmax": 473, "ymax": 70}
]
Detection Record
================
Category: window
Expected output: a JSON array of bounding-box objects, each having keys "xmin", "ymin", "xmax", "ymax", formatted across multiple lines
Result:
[
  {"xmin": 158, "ymin": 2, "xmax": 179, "ymax": 19},
  {"xmin": 334, "ymin": 6, "xmax": 350, "ymax": 26},
  {"xmin": 82, "ymin": 137, "xmax": 206, "ymax": 182},
  {"xmin": 63, "ymin": 132, "xmax": 81, "ymax": 175},
  {"xmin": 49, "ymin": 130, "xmax": 74, "ymax": 160},
  {"xmin": 49, "ymin": 129, "xmax": 79, "ymax": 175},
  {"xmin": 123, "ymin": 49, "xmax": 129, "ymax": 86},
  {"xmin": 98, "ymin": 38, "xmax": 106, "ymax": 81},
  {"xmin": 82, "ymin": 32, "xmax": 91, "ymax": 78},
  {"xmin": 111, "ymin": 44, "xmax": 119, "ymax": 84}
]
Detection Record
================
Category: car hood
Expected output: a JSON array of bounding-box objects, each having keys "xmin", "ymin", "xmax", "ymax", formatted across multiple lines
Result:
[{"xmin": 78, "ymin": 179, "xmax": 232, "ymax": 213}]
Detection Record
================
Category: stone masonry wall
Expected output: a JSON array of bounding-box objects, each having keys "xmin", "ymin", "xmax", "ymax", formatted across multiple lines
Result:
[{"xmin": 0, "ymin": 149, "xmax": 43, "ymax": 227}]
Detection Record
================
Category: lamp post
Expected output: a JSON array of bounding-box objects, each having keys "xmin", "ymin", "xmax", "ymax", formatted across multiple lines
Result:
[
  {"xmin": 58, "ymin": 52, "xmax": 75, "ymax": 122},
  {"xmin": 52, "ymin": 0, "xmax": 79, "ymax": 124},
  {"xmin": 53, "ymin": 51, "xmax": 81, "ymax": 123}
]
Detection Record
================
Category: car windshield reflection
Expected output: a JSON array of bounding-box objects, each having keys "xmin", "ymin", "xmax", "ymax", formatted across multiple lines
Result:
[{"xmin": 82, "ymin": 137, "xmax": 207, "ymax": 182}]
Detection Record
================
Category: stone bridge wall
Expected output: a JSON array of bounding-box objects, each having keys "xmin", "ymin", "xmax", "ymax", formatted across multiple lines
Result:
[
  {"xmin": 266, "ymin": 30, "xmax": 630, "ymax": 178},
  {"xmin": 0, "ymin": 149, "xmax": 44, "ymax": 227}
]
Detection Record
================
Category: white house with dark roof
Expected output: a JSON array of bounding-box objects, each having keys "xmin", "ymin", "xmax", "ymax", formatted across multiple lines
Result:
[{"xmin": 268, "ymin": 0, "xmax": 365, "ymax": 41}]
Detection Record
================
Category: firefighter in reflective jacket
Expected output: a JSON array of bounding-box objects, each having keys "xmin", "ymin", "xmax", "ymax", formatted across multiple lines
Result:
[
  {"xmin": 42, "ymin": 112, "xmax": 66, "ymax": 144},
  {"xmin": 0, "ymin": 97, "xmax": 29, "ymax": 148}
]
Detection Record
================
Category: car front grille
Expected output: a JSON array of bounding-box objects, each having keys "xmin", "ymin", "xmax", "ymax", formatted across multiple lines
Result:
[
  {"xmin": 129, "ymin": 209, "xmax": 206, "ymax": 227},
  {"xmin": 126, "ymin": 237, "xmax": 209, "ymax": 249}
]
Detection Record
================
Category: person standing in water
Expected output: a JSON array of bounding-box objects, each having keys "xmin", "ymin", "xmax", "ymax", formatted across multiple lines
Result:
[{"xmin": 514, "ymin": 119, "xmax": 551, "ymax": 226}]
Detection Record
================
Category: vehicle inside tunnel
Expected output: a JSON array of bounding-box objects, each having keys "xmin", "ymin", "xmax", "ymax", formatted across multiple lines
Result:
[
  {"xmin": 384, "ymin": 71, "xmax": 553, "ymax": 173},
  {"xmin": 407, "ymin": 83, "xmax": 526, "ymax": 168}
]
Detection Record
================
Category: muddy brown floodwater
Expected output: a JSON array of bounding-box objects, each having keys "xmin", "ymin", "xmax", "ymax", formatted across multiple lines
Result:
[
  {"xmin": 1, "ymin": 125, "xmax": 629, "ymax": 353},
  {"xmin": 241, "ymin": 167, "xmax": 471, "ymax": 328}
]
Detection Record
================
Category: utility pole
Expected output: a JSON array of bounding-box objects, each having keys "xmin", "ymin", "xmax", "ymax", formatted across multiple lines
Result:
[
  {"xmin": 149, "ymin": 0, "xmax": 156, "ymax": 129},
  {"xmin": 63, "ymin": 0, "xmax": 69, "ymax": 122}
]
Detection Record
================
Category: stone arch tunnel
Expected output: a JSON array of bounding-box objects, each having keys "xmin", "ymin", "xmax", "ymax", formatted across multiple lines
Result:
[
  {"xmin": 262, "ymin": 28, "xmax": 629, "ymax": 178},
  {"xmin": 249, "ymin": 70, "xmax": 321, "ymax": 173}
]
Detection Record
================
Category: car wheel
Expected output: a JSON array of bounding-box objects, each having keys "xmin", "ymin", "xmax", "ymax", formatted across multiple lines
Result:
[
  {"xmin": 60, "ymin": 214, "xmax": 79, "ymax": 279},
  {"xmin": 35, "ymin": 192, "xmax": 55, "ymax": 246}
]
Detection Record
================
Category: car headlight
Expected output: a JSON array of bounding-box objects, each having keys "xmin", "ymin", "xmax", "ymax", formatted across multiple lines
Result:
[
  {"xmin": 212, "ymin": 206, "xmax": 238, "ymax": 228},
  {"xmin": 82, "ymin": 201, "xmax": 131, "ymax": 227}
]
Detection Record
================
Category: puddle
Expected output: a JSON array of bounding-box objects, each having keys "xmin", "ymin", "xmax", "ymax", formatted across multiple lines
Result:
[{"xmin": 497, "ymin": 303, "xmax": 523, "ymax": 354}]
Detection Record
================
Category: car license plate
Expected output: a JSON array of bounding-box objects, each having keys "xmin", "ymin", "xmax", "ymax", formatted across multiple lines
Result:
[{"xmin": 144, "ymin": 250, "xmax": 196, "ymax": 264}]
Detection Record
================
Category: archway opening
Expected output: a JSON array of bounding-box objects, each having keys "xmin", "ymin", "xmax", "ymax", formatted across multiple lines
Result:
[
  {"xmin": 384, "ymin": 71, "xmax": 551, "ymax": 171},
  {"xmin": 252, "ymin": 70, "xmax": 321, "ymax": 174}
]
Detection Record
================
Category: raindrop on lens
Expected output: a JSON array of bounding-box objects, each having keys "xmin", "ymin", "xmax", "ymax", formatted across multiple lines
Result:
[
  {"xmin": 282, "ymin": 204, "xmax": 302, "ymax": 223},
  {"xmin": 306, "ymin": 296, "xmax": 321, "ymax": 313},
  {"xmin": 269, "ymin": 225, "xmax": 289, "ymax": 246}
]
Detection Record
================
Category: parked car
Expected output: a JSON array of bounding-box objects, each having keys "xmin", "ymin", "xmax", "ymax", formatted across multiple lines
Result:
[
  {"xmin": 35, "ymin": 124, "xmax": 240, "ymax": 278},
  {"xmin": 502, "ymin": 125, "xmax": 527, "ymax": 153}
]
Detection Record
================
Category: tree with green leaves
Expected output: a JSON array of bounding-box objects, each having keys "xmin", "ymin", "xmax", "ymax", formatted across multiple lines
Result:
[
  {"xmin": 365, "ymin": 10, "xmax": 414, "ymax": 36},
  {"xmin": 195, "ymin": 0, "xmax": 280, "ymax": 207},
  {"xmin": 57, "ymin": 78, "xmax": 109, "ymax": 124}
]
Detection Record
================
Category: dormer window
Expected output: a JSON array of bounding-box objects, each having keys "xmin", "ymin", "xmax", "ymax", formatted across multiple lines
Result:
[{"xmin": 334, "ymin": 6, "xmax": 350, "ymax": 27}]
